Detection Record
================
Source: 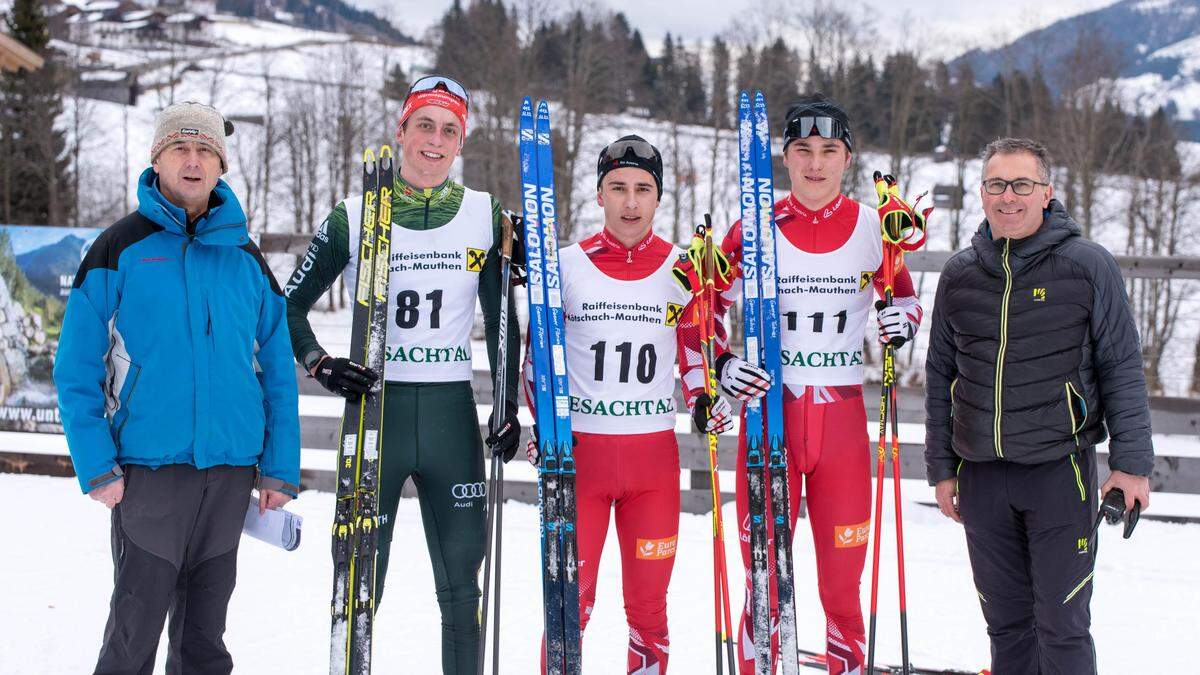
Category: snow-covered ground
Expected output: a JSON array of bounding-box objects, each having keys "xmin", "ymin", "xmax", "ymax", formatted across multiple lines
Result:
[{"xmin": 1, "ymin": 472, "xmax": 1195, "ymax": 673}]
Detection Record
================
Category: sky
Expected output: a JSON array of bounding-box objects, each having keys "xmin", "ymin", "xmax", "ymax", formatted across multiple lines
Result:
[{"xmin": 385, "ymin": 0, "xmax": 1119, "ymax": 60}]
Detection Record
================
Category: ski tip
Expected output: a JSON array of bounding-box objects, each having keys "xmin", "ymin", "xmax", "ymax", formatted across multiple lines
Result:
[
  {"xmin": 537, "ymin": 99, "xmax": 550, "ymax": 119},
  {"xmin": 379, "ymin": 145, "xmax": 393, "ymax": 160},
  {"xmin": 362, "ymin": 147, "xmax": 376, "ymax": 166},
  {"xmin": 522, "ymin": 97, "xmax": 533, "ymax": 115},
  {"xmin": 739, "ymin": 90, "xmax": 751, "ymax": 105}
]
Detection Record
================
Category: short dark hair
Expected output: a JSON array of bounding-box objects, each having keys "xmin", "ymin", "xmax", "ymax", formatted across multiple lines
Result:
[{"xmin": 981, "ymin": 138, "xmax": 1052, "ymax": 182}]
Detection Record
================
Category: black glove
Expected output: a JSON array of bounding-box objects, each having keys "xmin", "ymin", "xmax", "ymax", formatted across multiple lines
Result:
[
  {"xmin": 313, "ymin": 356, "xmax": 379, "ymax": 399},
  {"xmin": 485, "ymin": 406, "xmax": 522, "ymax": 462},
  {"xmin": 691, "ymin": 392, "xmax": 734, "ymax": 434}
]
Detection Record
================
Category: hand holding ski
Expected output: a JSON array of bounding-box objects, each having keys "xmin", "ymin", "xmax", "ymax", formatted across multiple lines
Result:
[{"xmin": 314, "ymin": 357, "xmax": 379, "ymax": 399}]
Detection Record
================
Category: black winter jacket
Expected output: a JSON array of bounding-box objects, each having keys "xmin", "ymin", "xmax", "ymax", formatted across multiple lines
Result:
[{"xmin": 924, "ymin": 200, "xmax": 1153, "ymax": 484}]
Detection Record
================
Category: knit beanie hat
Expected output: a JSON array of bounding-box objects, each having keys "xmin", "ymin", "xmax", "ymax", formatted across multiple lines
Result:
[{"xmin": 150, "ymin": 102, "xmax": 235, "ymax": 173}]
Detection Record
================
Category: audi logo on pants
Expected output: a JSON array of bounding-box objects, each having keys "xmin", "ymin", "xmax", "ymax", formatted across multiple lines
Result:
[{"xmin": 451, "ymin": 482, "xmax": 486, "ymax": 499}]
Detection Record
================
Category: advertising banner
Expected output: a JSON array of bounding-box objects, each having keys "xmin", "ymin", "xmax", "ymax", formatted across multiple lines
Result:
[{"xmin": 0, "ymin": 225, "xmax": 103, "ymax": 433}]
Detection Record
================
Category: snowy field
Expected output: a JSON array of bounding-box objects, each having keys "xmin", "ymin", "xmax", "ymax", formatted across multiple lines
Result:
[{"xmin": 1, "ymin": 473, "xmax": 1196, "ymax": 673}]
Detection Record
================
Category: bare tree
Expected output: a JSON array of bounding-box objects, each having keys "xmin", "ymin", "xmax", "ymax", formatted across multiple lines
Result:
[
  {"xmin": 1053, "ymin": 28, "xmax": 1133, "ymax": 239},
  {"xmin": 557, "ymin": 9, "xmax": 612, "ymax": 241},
  {"xmin": 1124, "ymin": 121, "xmax": 1197, "ymax": 394}
]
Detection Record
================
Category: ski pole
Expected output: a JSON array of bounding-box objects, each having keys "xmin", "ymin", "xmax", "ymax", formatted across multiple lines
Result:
[
  {"xmin": 478, "ymin": 214, "xmax": 516, "ymax": 675},
  {"xmin": 694, "ymin": 216, "xmax": 739, "ymax": 675},
  {"xmin": 492, "ymin": 459, "xmax": 505, "ymax": 675},
  {"xmin": 866, "ymin": 171, "xmax": 930, "ymax": 673},
  {"xmin": 889, "ymin": 370, "xmax": 910, "ymax": 675},
  {"xmin": 866, "ymin": 310, "xmax": 892, "ymax": 675}
]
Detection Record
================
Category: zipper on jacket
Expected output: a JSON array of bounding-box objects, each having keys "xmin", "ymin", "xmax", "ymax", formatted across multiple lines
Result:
[
  {"xmin": 993, "ymin": 239, "xmax": 1013, "ymax": 458},
  {"xmin": 949, "ymin": 377, "xmax": 958, "ymax": 418}
]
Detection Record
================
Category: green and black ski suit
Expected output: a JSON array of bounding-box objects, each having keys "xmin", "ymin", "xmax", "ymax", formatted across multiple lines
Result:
[{"xmin": 284, "ymin": 175, "xmax": 520, "ymax": 674}]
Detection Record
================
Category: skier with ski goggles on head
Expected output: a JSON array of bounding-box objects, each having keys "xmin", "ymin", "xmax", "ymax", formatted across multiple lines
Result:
[
  {"xmin": 282, "ymin": 75, "xmax": 522, "ymax": 674},
  {"xmin": 522, "ymin": 135, "xmax": 770, "ymax": 674},
  {"xmin": 677, "ymin": 93, "xmax": 924, "ymax": 674}
]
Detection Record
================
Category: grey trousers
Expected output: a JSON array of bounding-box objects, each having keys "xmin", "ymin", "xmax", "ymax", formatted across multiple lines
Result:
[{"xmin": 93, "ymin": 464, "xmax": 255, "ymax": 675}]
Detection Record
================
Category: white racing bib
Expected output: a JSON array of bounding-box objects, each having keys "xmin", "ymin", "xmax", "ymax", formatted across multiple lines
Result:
[
  {"xmin": 776, "ymin": 198, "xmax": 882, "ymax": 386},
  {"xmin": 343, "ymin": 187, "xmax": 493, "ymax": 382},
  {"xmin": 560, "ymin": 243, "xmax": 691, "ymax": 434}
]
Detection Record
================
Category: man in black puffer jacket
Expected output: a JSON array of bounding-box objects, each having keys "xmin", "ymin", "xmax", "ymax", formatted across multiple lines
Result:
[{"xmin": 925, "ymin": 137, "xmax": 1153, "ymax": 673}]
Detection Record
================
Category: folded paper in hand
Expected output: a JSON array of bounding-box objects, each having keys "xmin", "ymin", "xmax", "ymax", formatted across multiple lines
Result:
[{"xmin": 242, "ymin": 496, "xmax": 302, "ymax": 551}]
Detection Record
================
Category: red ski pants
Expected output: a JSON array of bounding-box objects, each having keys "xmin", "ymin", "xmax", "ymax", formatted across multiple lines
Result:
[
  {"xmin": 735, "ymin": 390, "xmax": 871, "ymax": 675},
  {"xmin": 539, "ymin": 429, "xmax": 680, "ymax": 674}
]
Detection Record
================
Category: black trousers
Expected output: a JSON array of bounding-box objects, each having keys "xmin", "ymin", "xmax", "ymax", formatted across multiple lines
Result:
[
  {"xmin": 958, "ymin": 448, "xmax": 1099, "ymax": 675},
  {"xmin": 93, "ymin": 464, "xmax": 255, "ymax": 675}
]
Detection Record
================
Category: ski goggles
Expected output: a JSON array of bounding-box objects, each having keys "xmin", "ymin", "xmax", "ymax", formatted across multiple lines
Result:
[
  {"xmin": 406, "ymin": 75, "xmax": 470, "ymax": 106},
  {"xmin": 600, "ymin": 137, "xmax": 661, "ymax": 164},
  {"xmin": 784, "ymin": 115, "xmax": 850, "ymax": 144}
]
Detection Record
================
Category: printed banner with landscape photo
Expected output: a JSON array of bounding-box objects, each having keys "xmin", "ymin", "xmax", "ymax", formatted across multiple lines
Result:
[{"xmin": 0, "ymin": 225, "xmax": 103, "ymax": 434}]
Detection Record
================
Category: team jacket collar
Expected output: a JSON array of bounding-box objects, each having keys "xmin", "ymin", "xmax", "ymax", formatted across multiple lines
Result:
[
  {"xmin": 136, "ymin": 168, "xmax": 248, "ymax": 246},
  {"xmin": 590, "ymin": 227, "xmax": 657, "ymax": 258},
  {"xmin": 972, "ymin": 199, "xmax": 1079, "ymax": 276},
  {"xmin": 782, "ymin": 192, "xmax": 848, "ymax": 225},
  {"xmin": 396, "ymin": 173, "xmax": 455, "ymax": 206}
]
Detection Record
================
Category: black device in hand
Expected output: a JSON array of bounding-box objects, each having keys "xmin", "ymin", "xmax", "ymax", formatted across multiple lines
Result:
[{"xmin": 1094, "ymin": 487, "xmax": 1141, "ymax": 539}]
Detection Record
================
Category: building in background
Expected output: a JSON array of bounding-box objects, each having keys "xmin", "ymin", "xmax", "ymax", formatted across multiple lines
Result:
[{"xmin": 0, "ymin": 32, "xmax": 44, "ymax": 73}]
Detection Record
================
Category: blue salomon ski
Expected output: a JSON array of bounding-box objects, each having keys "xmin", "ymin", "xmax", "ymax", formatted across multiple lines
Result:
[
  {"xmin": 518, "ymin": 97, "xmax": 582, "ymax": 675},
  {"xmin": 737, "ymin": 91, "xmax": 773, "ymax": 675},
  {"xmin": 738, "ymin": 89, "xmax": 801, "ymax": 674},
  {"xmin": 754, "ymin": 91, "xmax": 800, "ymax": 675}
]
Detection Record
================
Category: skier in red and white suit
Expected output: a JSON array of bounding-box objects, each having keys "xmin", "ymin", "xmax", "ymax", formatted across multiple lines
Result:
[
  {"xmin": 679, "ymin": 95, "xmax": 923, "ymax": 674},
  {"xmin": 524, "ymin": 135, "xmax": 770, "ymax": 674}
]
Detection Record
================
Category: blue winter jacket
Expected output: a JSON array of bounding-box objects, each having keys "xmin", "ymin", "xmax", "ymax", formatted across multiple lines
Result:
[{"xmin": 54, "ymin": 168, "xmax": 301, "ymax": 495}]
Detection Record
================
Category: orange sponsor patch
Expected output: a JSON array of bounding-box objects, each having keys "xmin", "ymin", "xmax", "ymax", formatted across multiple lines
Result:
[
  {"xmin": 636, "ymin": 536, "xmax": 678, "ymax": 560},
  {"xmin": 834, "ymin": 520, "xmax": 871, "ymax": 548}
]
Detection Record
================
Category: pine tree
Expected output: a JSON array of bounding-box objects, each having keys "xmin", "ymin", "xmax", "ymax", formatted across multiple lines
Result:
[
  {"xmin": 1, "ymin": 0, "xmax": 74, "ymax": 226},
  {"xmin": 383, "ymin": 64, "xmax": 409, "ymax": 101}
]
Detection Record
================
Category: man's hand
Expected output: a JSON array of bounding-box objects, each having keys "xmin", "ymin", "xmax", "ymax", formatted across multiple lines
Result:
[
  {"xmin": 716, "ymin": 353, "xmax": 771, "ymax": 402},
  {"xmin": 312, "ymin": 356, "xmax": 379, "ymax": 399},
  {"xmin": 934, "ymin": 477, "xmax": 961, "ymax": 523},
  {"xmin": 89, "ymin": 479, "xmax": 124, "ymax": 510},
  {"xmin": 1101, "ymin": 470, "xmax": 1150, "ymax": 513},
  {"xmin": 876, "ymin": 304, "xmax": 918, "ymax": 347},
  {"xmin": 691, "ymin": 392, "xmax": 734, "ymax": 435},
  {"xmin": 258, "ymin": 488, "xmax": 292, "ymax": 515},
  {"xmin": 486, "ymin": 408, "xmax": 522, "ymax": 463}
]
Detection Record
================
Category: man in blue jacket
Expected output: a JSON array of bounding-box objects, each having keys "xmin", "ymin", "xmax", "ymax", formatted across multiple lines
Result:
[{"xmin": 54, "ymin": 101, "xmax": 300, "ymax": 675}]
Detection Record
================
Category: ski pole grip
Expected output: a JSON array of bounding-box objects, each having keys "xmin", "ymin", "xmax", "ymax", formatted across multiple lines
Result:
[{"xmin": 500, "ymin": 213, "xmax": 514, "ymax": 258}]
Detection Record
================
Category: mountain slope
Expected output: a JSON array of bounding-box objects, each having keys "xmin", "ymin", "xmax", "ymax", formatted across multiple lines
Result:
[
  {"xmin": 215, "ymin": 0, "xmax": 415, "ymax": 44},
  {"xmin": 952, "ymin": 0, "xmax": 1200, "ymax": 135}
]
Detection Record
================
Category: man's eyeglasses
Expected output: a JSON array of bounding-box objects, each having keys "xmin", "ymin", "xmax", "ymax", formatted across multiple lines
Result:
[{"xmin": 982, "ymin": 177, "xmax": 1048, "ymax": 196}]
